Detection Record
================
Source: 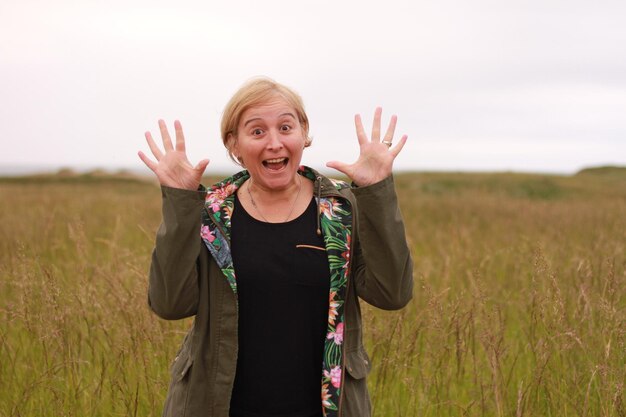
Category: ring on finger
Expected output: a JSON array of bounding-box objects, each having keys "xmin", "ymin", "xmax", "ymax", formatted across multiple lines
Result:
[{"xmin": 382, "ymin": 140, "xmax": 392, "ymax": 147}]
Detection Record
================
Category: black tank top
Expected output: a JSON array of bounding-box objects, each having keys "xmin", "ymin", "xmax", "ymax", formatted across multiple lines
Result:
[{"xmin": 229, "ymin": 194, "xmax": 330, "ymax": 417}]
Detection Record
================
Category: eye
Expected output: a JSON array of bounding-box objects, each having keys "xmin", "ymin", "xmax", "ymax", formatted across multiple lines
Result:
[
  {"xmin": 252, "ymin": 128, "xmax": 264, "ymax": 136},
  {"xmin": 280, "ymin": 124, "xmax": 292, "ymax": 132}
]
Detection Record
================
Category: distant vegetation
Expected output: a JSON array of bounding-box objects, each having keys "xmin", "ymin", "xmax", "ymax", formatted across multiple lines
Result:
[
  {"xmin": 0, "ymin": 167, "xmax": 228, "ymax": 187},
  {"xmin": 0, "ymin": 168, "xmax": 146, "ymax": 184},
  {"xmin": 1, "ymin": 169, "xmax": 624, "ymax": 416},
  {"xmin": 575, "ymin": 165, "xmax": 626, "ymax": 177}
]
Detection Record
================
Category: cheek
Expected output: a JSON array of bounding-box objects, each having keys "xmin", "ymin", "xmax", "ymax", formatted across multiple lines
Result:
[{"xmin": 237, "ymin": 141, "xmax": 265, "ymax": 163}]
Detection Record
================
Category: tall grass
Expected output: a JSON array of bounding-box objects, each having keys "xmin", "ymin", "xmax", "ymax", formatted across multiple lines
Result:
[{"xmin": 1, "ymin": 172, "xmax": 624, "ymax": 416}]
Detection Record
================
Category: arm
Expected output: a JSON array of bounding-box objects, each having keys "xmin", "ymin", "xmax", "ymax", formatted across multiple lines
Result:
[
  {"xmin": 148, "ymin": 186, "xmax": 206, "ymax": 320},
  {"xmin": 138, "ymin": 120, "xmax": 211, "ymax": 319},
  {"xmin": 326, "ymin": 108, "xmax": 413, "ymax": 309},
  {"xmin": 351, "ymin": 176, "xmax": 413, "ymax": 310}
]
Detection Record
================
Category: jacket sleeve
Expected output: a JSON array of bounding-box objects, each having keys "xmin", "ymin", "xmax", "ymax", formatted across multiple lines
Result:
[
  {"xmin": 350, "ymin": 175, "xmax": 414, "ymax": 310},
  {"xmin": 148, "ymin": 185, "xmax": 206, "ymax": 320}
]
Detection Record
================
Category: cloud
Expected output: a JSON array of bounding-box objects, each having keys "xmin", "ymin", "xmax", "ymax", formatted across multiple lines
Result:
[{"xmin": 0, "ymin": 0, "xmax": 624, "ymax": 173}]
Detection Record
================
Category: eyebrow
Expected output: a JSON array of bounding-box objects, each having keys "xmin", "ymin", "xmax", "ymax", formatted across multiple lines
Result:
[{"xmin": 243, "ymin": 112, "xmax": 296, "ymax": 127}]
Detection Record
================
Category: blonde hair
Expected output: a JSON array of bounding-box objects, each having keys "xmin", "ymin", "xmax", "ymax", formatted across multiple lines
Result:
[{"xmin": 221, "ymin": 77, "xmax": 311, "ymax": 165}]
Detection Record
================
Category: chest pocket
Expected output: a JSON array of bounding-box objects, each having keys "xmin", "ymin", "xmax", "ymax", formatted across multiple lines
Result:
[{"xmin": 292, "ymin": 243, "xmax": 330, "ymax": 287}]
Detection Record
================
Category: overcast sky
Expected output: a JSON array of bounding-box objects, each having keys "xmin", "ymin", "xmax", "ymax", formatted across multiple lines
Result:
[{"xmin": 1, "ymin": 0, "xmax": 625, "ymax": 175}]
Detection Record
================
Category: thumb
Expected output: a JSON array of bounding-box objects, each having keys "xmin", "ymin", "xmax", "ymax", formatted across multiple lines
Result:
[
  {"xmin": 326, "ymin": 160, "xmax": 351, "ymax": 176},
  {"xmin": 195, "ymin": 159, "xmax": 210, "ymax": 175}
]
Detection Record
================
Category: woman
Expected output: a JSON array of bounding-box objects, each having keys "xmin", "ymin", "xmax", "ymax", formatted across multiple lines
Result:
[{"xmin": 138, "ymin": 78, "xmax": 413, "ymax": 417}]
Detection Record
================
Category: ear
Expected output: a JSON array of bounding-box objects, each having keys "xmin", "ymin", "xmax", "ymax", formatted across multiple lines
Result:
[
  {"xmin": 226, "ymin": 132, "xmax": 235, "ymax": 147},
  {"xmin": 227, "ymin": 133, "xmax": 244, "ymax": 166},
  {"xmin": 227, "ymin": 133, "xmax": 238, "ymax": 156},
  {"xmin": 302, "ymin": 126, "xmax": 312, "ymax": 148}
]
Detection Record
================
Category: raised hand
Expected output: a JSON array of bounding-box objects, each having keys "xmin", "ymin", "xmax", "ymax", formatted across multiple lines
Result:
[
  {"xmin": 326, "ymin": 107, "xmax": 407, "ymax": 187},
  {"xmin": 138, "ymin": 120, "xmax": 210, "ymax": 190}
]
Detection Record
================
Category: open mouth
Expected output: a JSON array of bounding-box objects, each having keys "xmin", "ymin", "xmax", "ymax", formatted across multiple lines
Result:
[{"xmin": 262, "ymin": 157, "xmax": 289, "ymax": 170}]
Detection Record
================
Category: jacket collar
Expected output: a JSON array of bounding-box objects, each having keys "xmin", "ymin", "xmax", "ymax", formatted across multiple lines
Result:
[{"xmin": 202, "ymin": 165, "xmax": 350, "ymax": 235}]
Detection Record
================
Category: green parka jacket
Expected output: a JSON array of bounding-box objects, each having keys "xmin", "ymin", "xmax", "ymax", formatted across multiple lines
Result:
[{"xmin": 148, "ymin": 166, "xmax": 413, "ymax": 417}]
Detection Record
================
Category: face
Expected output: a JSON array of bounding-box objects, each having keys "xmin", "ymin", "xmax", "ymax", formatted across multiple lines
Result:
[{"xmin": 231, "ymin": 98, "xmax": 307, "ymax": 192}]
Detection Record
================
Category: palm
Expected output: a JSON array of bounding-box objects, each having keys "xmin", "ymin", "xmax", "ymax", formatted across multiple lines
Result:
[
  {"xmin": 138, "ymin": 120, "xmax": 209, "ymax": 190},
  {"xmin": 150, "ymin": 150, "xmax": 203, "ymax": 190},
  {"xmin": 327, "ymin": 108, "xmax": 407, "ymax": 187}
]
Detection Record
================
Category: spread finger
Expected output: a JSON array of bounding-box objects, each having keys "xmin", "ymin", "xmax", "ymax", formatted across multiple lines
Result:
[
  {"xmin": 145, "ymin": 131, "xmax": 164, "ymax": 160},
  {"xmin": 158, "ymin": 119, "xmax": 174, "ymax": 151},
  {"xmin": 371, "ymin": 107, "xmax": 382, "ymax": 142},
  {"xmin": 174, "ymin": 120, "xmax": 186, "ymax": 152}
]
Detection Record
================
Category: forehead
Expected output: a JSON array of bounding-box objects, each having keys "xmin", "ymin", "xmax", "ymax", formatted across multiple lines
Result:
[{"xmin": 239, "ymin": 98, "xmax": 297, "ymax": 125}]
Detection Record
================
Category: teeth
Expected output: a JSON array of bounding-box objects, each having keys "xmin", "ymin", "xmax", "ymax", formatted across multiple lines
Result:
[{"xmin": 265, "ymin": 158, "xmax": 286, "ymax": 164}]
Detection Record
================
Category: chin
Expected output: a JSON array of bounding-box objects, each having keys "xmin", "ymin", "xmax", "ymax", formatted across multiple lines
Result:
[{"xmin": 252, "ymin": 164, "xmax": 300, "ymax": 190}]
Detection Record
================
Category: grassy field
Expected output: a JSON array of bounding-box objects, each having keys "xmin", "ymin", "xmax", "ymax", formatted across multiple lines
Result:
[{"xmin": 0, "ymin": 169, "xmax": 624, "ymax": 416}]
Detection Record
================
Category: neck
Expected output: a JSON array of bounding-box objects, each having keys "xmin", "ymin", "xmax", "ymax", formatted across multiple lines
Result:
[
  {"xmin": 245, "ymin": 174, "xmax": 304, "ymax": 223},
  {"xmin": 247, "ymin": 175, "xmax": 301, "ymax": 202}
]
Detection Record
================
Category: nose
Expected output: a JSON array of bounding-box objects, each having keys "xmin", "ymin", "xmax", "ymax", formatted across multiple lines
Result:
[{"xmin": 266, "ymin": 129, "xmax": 283, "ymax": 150}]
